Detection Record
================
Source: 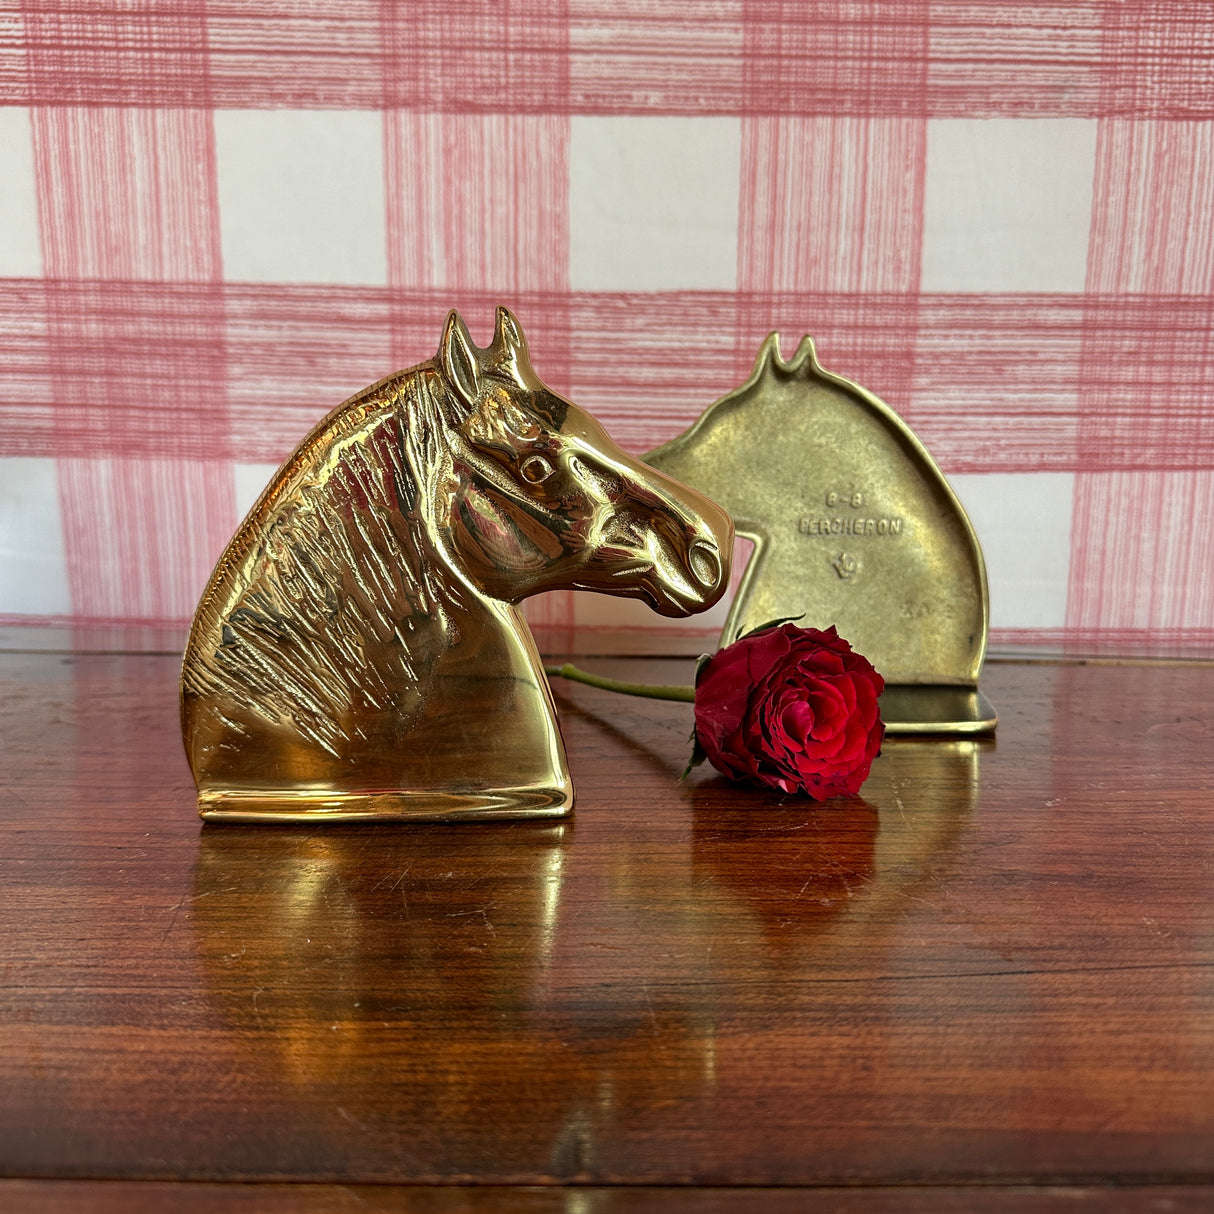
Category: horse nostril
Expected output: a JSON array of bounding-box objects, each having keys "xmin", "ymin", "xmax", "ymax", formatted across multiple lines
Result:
[{"xmin": 688, "ymin": 541, "xmax": 721, "ymax": 590}]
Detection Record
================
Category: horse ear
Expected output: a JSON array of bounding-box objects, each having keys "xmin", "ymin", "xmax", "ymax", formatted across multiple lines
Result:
[
  {"xmin": 494, "ymin": 306, "xmax": 525, "ymax": 356},
  {"xmin": 440, "ymin": 310, "xmax": 481, "ymax": 407},
  {"xmin": 491, "ymin": 306, "xmax": 539, "ymax": 388}
]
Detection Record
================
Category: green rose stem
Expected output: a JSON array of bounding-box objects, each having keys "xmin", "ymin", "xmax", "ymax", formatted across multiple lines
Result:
[{"xmin": 543, "ymin": 663, "xmax": 695, "ymax": 703}]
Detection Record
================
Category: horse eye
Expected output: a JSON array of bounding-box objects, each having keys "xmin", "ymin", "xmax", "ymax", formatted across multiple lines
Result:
[{"xmin": 520, "ymin": 454, "xmax": 554, "ymax": 484}]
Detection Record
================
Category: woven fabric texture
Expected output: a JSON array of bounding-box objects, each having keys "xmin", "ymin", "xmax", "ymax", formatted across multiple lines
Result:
[{"xmin": 1, "ymin": 2, "xmax": 1212, "ymax": 654}]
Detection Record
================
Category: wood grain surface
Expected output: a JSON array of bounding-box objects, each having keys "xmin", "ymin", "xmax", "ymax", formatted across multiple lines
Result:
[
  {"xmin": 2, "ymin": 1179, "xmax": 1212, "ymax": 1213},
  {"xmin": 0, "ymin": 646, "xmax": 1212, "ymax": 1205}
]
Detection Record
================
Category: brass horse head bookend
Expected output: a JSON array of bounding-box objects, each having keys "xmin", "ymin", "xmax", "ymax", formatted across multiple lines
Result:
[
  {"xmin": 182, "ymin": 308, "xmax": 733, "ymax": 822},
  {"xmin": 646, "ymin": 333, "xmax": 995, "ymax": 735}
]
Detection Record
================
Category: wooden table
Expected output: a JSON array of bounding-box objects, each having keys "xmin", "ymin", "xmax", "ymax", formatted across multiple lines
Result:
[{"xmin": 1, "ymin": 643, "xmax": 1212, "ymax": 1211}]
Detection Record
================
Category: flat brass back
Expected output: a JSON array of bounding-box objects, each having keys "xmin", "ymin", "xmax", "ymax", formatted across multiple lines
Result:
[
  {"xmin": 646, "ymin": 334, "xmax": 995, "ymax": 734},
  {"xmin": 181, "ymin": 308, "xmax": 733, "ymax": 822}
]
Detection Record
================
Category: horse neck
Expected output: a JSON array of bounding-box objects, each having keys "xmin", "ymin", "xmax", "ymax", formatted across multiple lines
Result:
[
  {"xmin": 191, "ymin": 371, "xmax": 455, "ymax": 683},
  {"xmin": 272, "ymin": 366, "xmax": 478, "ymax": 629},
  {"xmin": 300, "ymin": 371, "xmax": 556, "ymax": 740}
]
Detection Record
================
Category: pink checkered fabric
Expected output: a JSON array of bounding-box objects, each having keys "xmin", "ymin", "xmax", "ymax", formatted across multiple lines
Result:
[{"xmin": 1, "ymin": 2, "xmax": 1212, "ymax": 654}]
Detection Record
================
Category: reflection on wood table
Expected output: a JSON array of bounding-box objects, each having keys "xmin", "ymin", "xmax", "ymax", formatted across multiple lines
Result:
[{"xmin": 1, "ymin": 645, "xmax": 1212, "ymax": 1211}]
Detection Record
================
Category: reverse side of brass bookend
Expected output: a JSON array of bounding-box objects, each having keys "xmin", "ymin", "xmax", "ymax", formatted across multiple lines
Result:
[
  {"xmin": 182, "ymin": 308, "xmax": 732, "ymax": 822},
  {"xmin": 646, "ymin": 334, "xmax": 995, "ymax": 735}
]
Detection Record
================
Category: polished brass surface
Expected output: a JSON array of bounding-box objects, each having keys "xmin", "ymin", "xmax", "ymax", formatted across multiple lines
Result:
[
  {"xmin": 877, "ymin": 686, "xmax": 998, "ymax": 734},
  {"xmin": 182, "ymin": 308, "xmax": 733, "ymax": 821},
  {"xmin": 646, "ymin": 334, "xmax": 994, "ymax": 734}
]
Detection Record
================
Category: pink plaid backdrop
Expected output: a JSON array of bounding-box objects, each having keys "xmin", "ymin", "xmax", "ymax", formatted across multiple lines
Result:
[{"xmin": 1, "ymin": 2, "xmax": 1212, "ymax": 654}]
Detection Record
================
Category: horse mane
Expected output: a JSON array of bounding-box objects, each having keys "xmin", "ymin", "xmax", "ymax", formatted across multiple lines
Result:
[{"xmin": 183, "ymin": 364, "xmax": 472, "ymax": 758}]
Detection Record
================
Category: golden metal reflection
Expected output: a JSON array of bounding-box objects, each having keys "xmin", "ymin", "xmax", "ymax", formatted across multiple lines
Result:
[
  {"xmin": 182, "ymin": 308, "xmax": 733, "ymax": 821},
  {"xmin": 185, "ymin": 717, "xmax": 985, "ymax": 1158},
  {"xmin": 191, "ymin": 822, "xmax": 571, "ymax": 1089},
  {"xmin": 689, "ymin": 736, "xmax": 986, "ymax": 946},
  {"xmin": 646, "ymin": 333, "xmax": 996, "ymax": 734}
]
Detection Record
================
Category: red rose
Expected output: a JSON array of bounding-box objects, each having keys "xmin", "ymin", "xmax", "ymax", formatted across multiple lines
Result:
[{"xmin": 693, "ymin": 624, "xmax": 884, "ymax": 799}]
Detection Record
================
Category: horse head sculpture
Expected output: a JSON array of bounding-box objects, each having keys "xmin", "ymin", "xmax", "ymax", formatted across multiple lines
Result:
[{"xmin": 182, "ymin": 307, "xmax": 733, "ymax": 822}]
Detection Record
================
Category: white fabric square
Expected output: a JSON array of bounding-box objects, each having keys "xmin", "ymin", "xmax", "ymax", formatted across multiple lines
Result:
[
  {"xmin": 0, "ymin": 458, "xmax": 70, "ymax": 615},
  {"xmin": 0, "ymin": 108, "xmax": 43, "ymax": 277},
  {"xmin": 922, "ymin": 119, "xmax": 1097, "ymax": 293},
  {"xmin": 215, "ymin": 110, "xmax": 386, "ymax": 285},
  {"xmin": 233, "ymin": 463, "xmax": 279, "ymax": 521},
  {"xmin": 571, "ymin": 116, "xmax": 741, "ymax": 290},
  {"xmin": 950, "ymin": 472, "xmax": 1074, "ymax": 630}
]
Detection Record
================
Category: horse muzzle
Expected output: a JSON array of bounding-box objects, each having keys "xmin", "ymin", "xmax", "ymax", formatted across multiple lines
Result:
[{"xmin": 630, "ymin": 485, "xmax": 733, "ymax": 618}]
